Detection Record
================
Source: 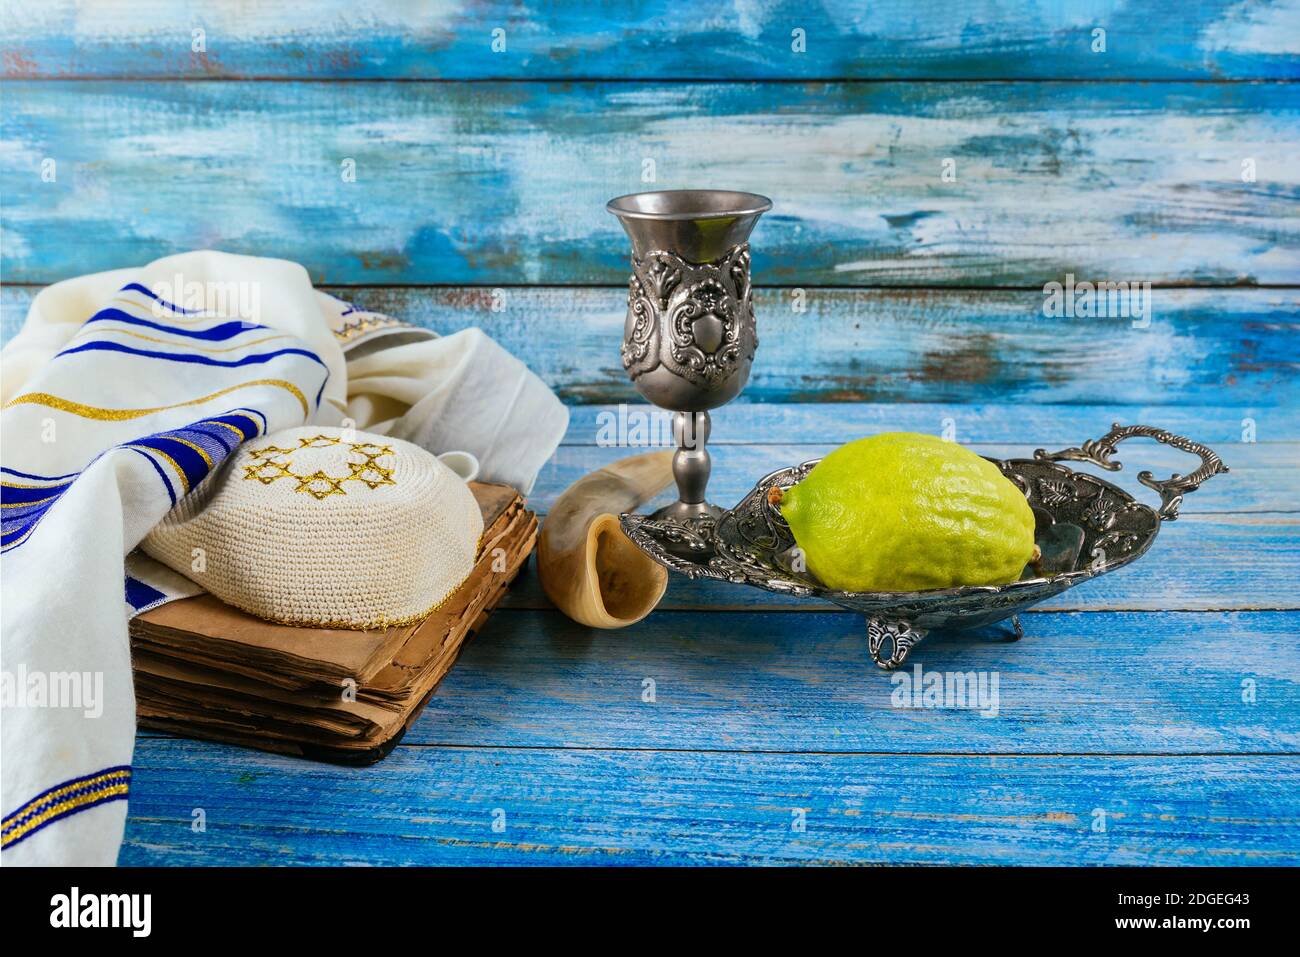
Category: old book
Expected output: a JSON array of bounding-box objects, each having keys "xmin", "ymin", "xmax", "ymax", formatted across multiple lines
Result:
[{"xmin": 129, "ymin": 482, "xmax": 536, "ymax": 765}]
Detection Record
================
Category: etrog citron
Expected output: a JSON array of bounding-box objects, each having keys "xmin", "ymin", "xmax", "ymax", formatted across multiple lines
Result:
[{"xmin": 774, "ymin": 432, "xmax": 1037, "ymax": 592}]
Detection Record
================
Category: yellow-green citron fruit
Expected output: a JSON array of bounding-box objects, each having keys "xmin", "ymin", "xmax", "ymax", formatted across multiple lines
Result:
[{"xmin": 778, "ymin": 432, "xmax": 1036, "ymax": 593}]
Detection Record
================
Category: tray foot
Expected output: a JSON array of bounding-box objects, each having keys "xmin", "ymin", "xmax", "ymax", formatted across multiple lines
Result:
[
  {"xmin": 1005, "ymin": 614, "xmax": 1024, "ymax": 642},
  {"xmin": 866, "ymin": 618, "xmax": 927, "ymax": 671}
]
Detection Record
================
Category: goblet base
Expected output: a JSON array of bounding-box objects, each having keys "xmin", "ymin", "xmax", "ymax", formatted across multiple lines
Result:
[
  {"xmin": 635, "ymin": 503, "xmax": 723, "ymax": 562},
  {"xmin": 649, "ymin": 500, "xmax": 723, "ymax": 524}
]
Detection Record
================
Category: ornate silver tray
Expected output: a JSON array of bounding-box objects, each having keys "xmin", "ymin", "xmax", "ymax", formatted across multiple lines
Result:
[{"xmin": 621, "ymin": 424, "xmax": 1228, "ymax": 670}]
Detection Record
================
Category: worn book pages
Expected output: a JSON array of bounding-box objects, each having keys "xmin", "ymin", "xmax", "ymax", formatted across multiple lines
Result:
[{"xmin": 130, "ymin": 483, "xmax": 536, "ymax": 764}]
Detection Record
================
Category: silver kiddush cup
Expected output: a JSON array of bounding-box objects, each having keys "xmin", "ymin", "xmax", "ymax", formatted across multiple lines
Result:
[{"xmin": 607, "ymin": 189, "xmax": 772, "ymax": 526}]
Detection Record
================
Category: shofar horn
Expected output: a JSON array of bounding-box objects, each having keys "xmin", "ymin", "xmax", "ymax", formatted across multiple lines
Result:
[{"xmin": 538, "ymin": 451, "xmax": 674, "ymax": 628}]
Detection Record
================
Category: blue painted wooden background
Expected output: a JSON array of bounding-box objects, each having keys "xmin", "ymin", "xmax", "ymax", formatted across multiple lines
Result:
[{"xmin": 1, "ymin": 1, "xmax": 1298, "ymax": 865}]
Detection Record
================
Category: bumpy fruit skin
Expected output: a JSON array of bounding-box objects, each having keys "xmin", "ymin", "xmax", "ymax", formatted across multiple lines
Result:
[{"xmin": 779, "ymin": 432, "xmax": 1036, "ymax": 593}]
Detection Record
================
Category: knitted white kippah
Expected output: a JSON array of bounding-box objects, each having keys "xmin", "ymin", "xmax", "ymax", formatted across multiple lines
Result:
[{"xmin": 142, "ymin": 426, "xmax": 484, "ymax": 629}]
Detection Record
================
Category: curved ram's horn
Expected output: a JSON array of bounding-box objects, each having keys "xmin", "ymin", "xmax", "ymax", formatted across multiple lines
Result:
[{"xmin": 537, "ymin": 451, "xmax": 674, "ymax": 628}]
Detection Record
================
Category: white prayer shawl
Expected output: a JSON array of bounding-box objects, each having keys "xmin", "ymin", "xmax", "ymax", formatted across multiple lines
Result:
[{"xmin": 1, "ymin": 251, "xmax": 567, "ymax": 865}]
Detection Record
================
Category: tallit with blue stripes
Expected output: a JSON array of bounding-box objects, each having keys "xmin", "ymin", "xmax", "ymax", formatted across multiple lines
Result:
[
  {"xmin": 1, "ymin": 250, "xmax": 568, "ymax": 865},
  {"xmin": 1, "ymin": 252, "xmax": 343, "ymax": 864}
]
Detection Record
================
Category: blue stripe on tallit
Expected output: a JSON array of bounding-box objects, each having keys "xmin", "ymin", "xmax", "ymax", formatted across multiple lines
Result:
[
  {"xmin": 1, "ymin": 498, "xmax": 63, "ymax": 521},
  {"xmin": 210, "ymin": 411, "xmax": 261, "ymax": 439},
  {"xmin": 1, "ymin": 466, "xmax": 82, "ymax": 482},
  {"xmin": 189, "ymin": 412, "xmax": 261, "ymax": 455},
  {"xmin": 0, "ymin": 482, "xmax": 74, "ymax": 505},
  {"xmin": 57, "ymin": 340, "xmax": 328, "ymax": 372},
  {"xmin": 3, "ymin": 277, "xmax": 313, "ymax": 560},
  {"xmin": 189, "ymin": 422, "xmax": 237, "ymax": 454},
  {"xmin": 2, "ymin": 410, "xmax": 263, "ymax": 553},
  {"xmin": 119, "ymin": 282, "xmax": 202, "ymax": 314},
  {"xmin": 1, "ymin": 501, "xmax": 50, "ymax": 544},
  {"xmin": 1, "ymin": 522, "xmax": 36, "ymax": 545},
  {"xmin": 236, "ymin": 407, "xmax": 269, "ymax": 433},
  {"xmin": 83, "ymin": 308, "xmax": 267, "ymax": 341},
  {"xmin": 128, "ymin": 447, "xmax": 176, "ymax": 505},
  {"xmin": 170, "ymin": 423, "xmax": 231, "ymax": 464},
  {"xmin": 2, "ymin": 503, "xmax": 54, "ymax": 522},
  {"xmin": 1, "ymin": 766, "xmax": 131, "ymax": 850},
  {"xmin": 124, "ymin": 575, "xmax": 168, "ymax": 611},
  {"xmin": 130, "ymin": 436, "xmax": 212, "ymax": 491}
]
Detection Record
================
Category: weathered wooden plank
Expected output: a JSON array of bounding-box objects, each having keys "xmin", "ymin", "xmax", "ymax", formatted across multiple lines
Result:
[
  {"xmin": 6, "ymin": 1, "xmax": 1298, "ymax": 80},
  {"xmin": 6, "ymin": 284, "xmax": 1297, "ymax": 405},
  {"xmin": 406, "ymin": 610, "xmax": 1300, "ymax": 753},
  {"xmin": 9, "ymin": 274, "xmax": 1296, "ymax": 419},
  {"xmin": 351, "ymin": 287, "xmax": 1300, "ymax": 406},
  {"xmin": 118, "ymin": 740, "xmax": 1300, "ymax": 864},
  {"xmin": 562, "ymin": 401, "xmax": 1300, "ymax": 445},
  {"xmin": 3, "ymin": 81, "xmax": 1296, "ymax": 286}
]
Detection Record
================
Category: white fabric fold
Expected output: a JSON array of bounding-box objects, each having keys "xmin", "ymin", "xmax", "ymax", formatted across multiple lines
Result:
[{"xmin": 346, "ymin": 329, "xmax": 568, "ymax": 496}]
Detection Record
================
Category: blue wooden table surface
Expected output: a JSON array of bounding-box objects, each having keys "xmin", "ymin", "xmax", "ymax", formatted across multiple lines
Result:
[
  {"xmin": 109, "ymin": 403, "xmax": 1298, "ymax": 865},
  {"xmin": 2, "ymin": 1, "xmax": 1297, "ymax": 864}
]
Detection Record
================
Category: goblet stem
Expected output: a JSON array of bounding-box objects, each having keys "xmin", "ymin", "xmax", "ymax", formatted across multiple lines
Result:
[
  {"xmin": 650, "ymin": 410, "xmax": 722, "ymax": 524},
  {"xmin": 672, "ymin": 411, "xmax": 711, "ymax": 506}
]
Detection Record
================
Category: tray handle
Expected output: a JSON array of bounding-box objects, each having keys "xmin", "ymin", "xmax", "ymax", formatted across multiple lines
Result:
[{"xmin": 1034, "ymin": 423, "xmax": 1229, "ymax": 521}]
